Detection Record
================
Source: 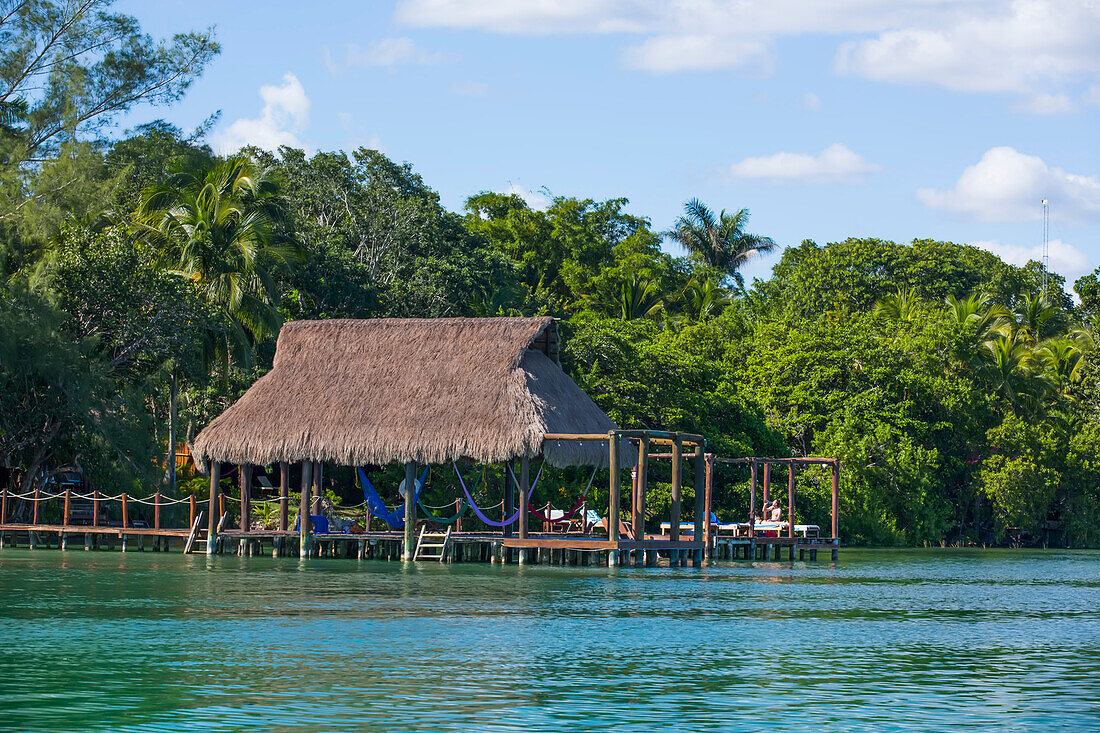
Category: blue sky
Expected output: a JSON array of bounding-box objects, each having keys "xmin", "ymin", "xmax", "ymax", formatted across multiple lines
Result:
[{"xmin": 118, "ymin": 1, "xmax": 1100, "ymax": 286}]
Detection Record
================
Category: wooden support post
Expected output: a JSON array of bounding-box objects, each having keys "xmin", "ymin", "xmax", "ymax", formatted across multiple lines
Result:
[
  {"xmin": 788, "ymin": 463, "xmax": 796, "ymax": 539},
  {"xmin": 63, "ymin": 489, "xmax": 70, "ymax": 527},
  {"xmin": 32, "ymin": 487, "xmax": 39, "ymax": 525},
  {"xmin": 703, "ymin": 454, "xmax": 714, "ymax": 559},
  {"xmin": 206, "ymin": 462, "xmax": 221, "ymax": 556},
  {"xmin": 312, "ymin": 462, "xmax": 323, "ymax": 515},
  {"xmin": 518, "ymin": 457, "xmax": 530, "ymax": 565},
  {"xmin": 219, "ymin": 493, "xmax": 225, "ymax": 522},
  {"xmin": 121, "ymin": 493, "xmax": 128, "ymax": 552},
  {"xmin": 669, "ymin": 434, "xmax": 682, "ymax": 565},
  {"xmin": 154, "ymin": 491, "xmax": 161, "ymax": 529},
  {"xmin": 189, "ymin": 494, "xmax": 196, "ymax": 530},
  {"xmin": 503, "ymin": 461, "xmax": 514, "ymax": 538},
  {"xmin": 634, "ymin": 436, "xmax": 648, "ymax": 566},
  {"xmin": 749, "ymin": 461, "xmax": 757, "ymax": 538},
  {"xmin": 240, "ymin": 464, "xmax": 252, "ymax": 533},
  {"xmin": 402, "ymin": 461, "xmax": 416, "ymax": 561},
  {"xmin": 455, "ymin": 498, "xmax": 463, "ymax": 533},
  {"xmin": 0, "ymin": 487, "xmax": 5, "ymax": 526},
  {"xmin": 831, "ymin": 460, "xmax": 840, "ymax": 541},
  {"xmin": 762, "ymin": 462, "xmax": 771, "ymax": 505},
  {"xmin": 608, "ymin": 431, "xmax": 620, "ymax": 567},
  {"xmin": 279, "ymin": 462, "xmax": 289, "ymax": 532},
  {"xmin": 92, "ymin": 490, "xmax": 100, "ymax": 527},
  {"xmin": 299, "ymin": 461, "xmax": 313, "ymax": 558},
  {"xmin": 693, "ymin": 443, "xmax": 705, "ymax": 566}
]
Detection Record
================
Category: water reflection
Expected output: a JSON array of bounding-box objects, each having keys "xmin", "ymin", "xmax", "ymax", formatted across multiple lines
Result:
[{"xmin": 0, "ymin": 548, "xmax": 1097, "ymax": 731}]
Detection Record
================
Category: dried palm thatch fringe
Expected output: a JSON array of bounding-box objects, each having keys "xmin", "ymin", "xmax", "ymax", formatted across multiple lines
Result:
[{"xmin": 191, "ymin": 317, "xmax": 628, "ymax": 470}]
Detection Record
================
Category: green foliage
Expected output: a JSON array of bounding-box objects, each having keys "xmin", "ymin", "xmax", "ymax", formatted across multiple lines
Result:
[
  {"xmin": 0, "ymin": 0, "xmax": 218, "ymax": 161},
  {"xmin": 0, "ymin": 30, "xmax": 1096, "ymax": 548}
]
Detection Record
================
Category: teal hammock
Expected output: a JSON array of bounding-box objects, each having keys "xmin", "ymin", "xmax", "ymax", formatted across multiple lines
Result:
[{"xmin": 417, "ymin": 495, "xmax": 467, "ymax": 525}]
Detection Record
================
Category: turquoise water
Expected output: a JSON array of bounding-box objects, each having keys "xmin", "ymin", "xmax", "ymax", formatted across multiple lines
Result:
[{"xmin": 0, "ymin": 548, "xmax": 1097, "ymax": 731}]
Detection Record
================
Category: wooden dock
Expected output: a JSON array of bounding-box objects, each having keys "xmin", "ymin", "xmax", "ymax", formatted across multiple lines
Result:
[{"xmin": 0, "ymin": 522, "xmax": 835, "ymax": 565}]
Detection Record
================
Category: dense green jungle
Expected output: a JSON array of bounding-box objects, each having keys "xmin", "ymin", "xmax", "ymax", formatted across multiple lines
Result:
[{"xmin": 3, "ymin": 1, "xmax": 1099, "ymax": 547}]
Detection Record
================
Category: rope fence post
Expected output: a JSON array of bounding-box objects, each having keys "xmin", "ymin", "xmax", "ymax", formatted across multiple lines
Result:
[
  {"xmin": 189, "ymin": 494, "xmax": 196, "ymax": 530},
  {"xmin": 61, "ymin": 488, "xmax": 71, "ymax": 550},
  {"xmin": 154, "ymin": 491, "xmax": 161, "ymax": 530},
  {"xmin": 93, "ymin": 490, "xmax": 100, "ymax": 528},
  {"xmin": 121, "ymin": 493, "xmax": 128, "ymax": 552},
  {"xmin": 32, "ymin": 486, "xmax": 39, "ymax": 525}
]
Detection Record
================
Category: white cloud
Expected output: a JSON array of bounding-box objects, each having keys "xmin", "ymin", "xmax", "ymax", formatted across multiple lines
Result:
[
  {"xmin": 835, "ymin": 1, "xmax": 1100, "ymax": 95},
  {"xmin": 728, "ymin": 143, "xmax": 879, "ymax": 184},
  {"xmin": 1011, "ymin": 92, "xmax": 1077, "ymax": 115},
  {"xmin": 211, "ymin": 73, "xmax": 310, "ymax": 154},
  {"xmin": 918, "ymin": 147, "xmax": 1100, "ymax": 223},
  {"xmin": 622, "ymin": 35, "xmax": 771, "ymax": 74},
  {"xmin": 395, "ymin": 0, "xmax": 655, "ymax": 34},
  {"xmin": 800, "ymin": 91, "xmax": 821, "ymax": 111},
  {"xmin": 970, "ymin": 238, "xmax": 1091, "ymax": 280},
  {"xmin": 325, "ymin": 38, "xmax": 446, "ymax": 72},
  {"xmin": 395, "ymin": 1, "xmax": 1100, "ymax": 110},
  {"xmin": 449, "ymin": 80, "xmax": 488, "ymax": 96}
]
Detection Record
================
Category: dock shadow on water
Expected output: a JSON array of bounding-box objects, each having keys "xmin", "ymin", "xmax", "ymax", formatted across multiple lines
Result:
[{"xmin": 0, "ymin": 549, "xmax": 1097, "ymax": 731}]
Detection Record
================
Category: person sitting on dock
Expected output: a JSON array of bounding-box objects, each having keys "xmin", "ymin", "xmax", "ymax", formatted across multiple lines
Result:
[{"xmin": 767, "ymin": 500, "xmax": 783, "ymax": 522}]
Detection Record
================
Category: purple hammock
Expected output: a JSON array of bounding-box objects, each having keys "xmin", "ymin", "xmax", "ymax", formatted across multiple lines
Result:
[{"xmin": 453, "ymin": 463, "xmax": 542, "ymax": 527}]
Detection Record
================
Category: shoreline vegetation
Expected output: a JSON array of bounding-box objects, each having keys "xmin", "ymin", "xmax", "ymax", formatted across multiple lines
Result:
[{"xmin": 2, "ymin": 2, "xmax": 1099, "ymax": 550}]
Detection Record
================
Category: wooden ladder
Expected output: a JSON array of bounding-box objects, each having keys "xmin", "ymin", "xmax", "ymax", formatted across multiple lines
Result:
[
  {"xmin": 183, "ymin": 511, "xmax": 229, "ymax": 554},
  {"xmin": 183, "ymin": 511, "xmax": 205, "ymax": 554},
  {"xmin": 414, "ymin": 525, "xmax": 452, "ymax": 562}
]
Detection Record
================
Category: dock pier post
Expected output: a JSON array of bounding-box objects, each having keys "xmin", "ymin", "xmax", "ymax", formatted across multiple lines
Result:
[
  {"xmin": 607, "ymin": 431, "xmax": 620, "ymax": 568},
  {"xmin": 207, "ymin": 462, "xmax": 221, "ymax": 556}
]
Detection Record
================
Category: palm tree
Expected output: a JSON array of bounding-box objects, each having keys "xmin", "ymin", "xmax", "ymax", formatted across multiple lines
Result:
[
  {"xmin": 135, "ymin": 156, "xmax": 304, "ymax": 492},
  {"xmin": 1035, "ymin": 338, "xmax": 1084, "ymax": 395},
  {"xmin": 135, "ymin": 156, "xmax": 304, "ymax": 369},
  {"xmin": 945, "ymin": 292, "xmax": 1010, "ymax": 340},
  {"xmin": 982, "ymin": 334, "xmax": 1050, "ymax": 415},
  {"xmin": 679, "ymin": 277, "xmax": 730, "ymax": 322},
  {"xmin": 874, "ymin": 286, "xmax": 919, "ymax": 322},
  {"xmin": 667, "ymin": 198, "xmax": 776, "ymax": 288},
  {"xmin": 1010, "ymin": 291, "xmax": 1059, "ymax": 344},
  {"xmin": 617, "ymin": 274, "xmax": 663, "ymax": 320}
]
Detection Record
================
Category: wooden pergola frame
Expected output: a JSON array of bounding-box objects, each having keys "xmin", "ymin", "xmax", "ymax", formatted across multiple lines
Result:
[
  {"xmin": 544, "ymin": 430, "xmax": 706, "ymax": 567},
  {"xmin": 702, "ymin": 456, "xmax": 840, "ymax": 549}
]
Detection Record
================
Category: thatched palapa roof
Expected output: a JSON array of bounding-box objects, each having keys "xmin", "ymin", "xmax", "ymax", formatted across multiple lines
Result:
[{"xmin": 191, "ymin": 317, "xmax": 622, "ymax": 469}]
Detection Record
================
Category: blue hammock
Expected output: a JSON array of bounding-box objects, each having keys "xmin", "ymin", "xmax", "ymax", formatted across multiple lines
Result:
[{"xmin": 356, "ymin": 466, "xmax": 429, "ymax": 529}]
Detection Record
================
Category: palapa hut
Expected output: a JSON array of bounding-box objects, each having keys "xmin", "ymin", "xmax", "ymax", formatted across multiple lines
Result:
[
  {"xmin": 191, "ymin": 317, "xmax": 631, "ymax": 561},
  {"xmin": 191, "ymin": 316, "xmax": 618, "ymax": 469}
]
